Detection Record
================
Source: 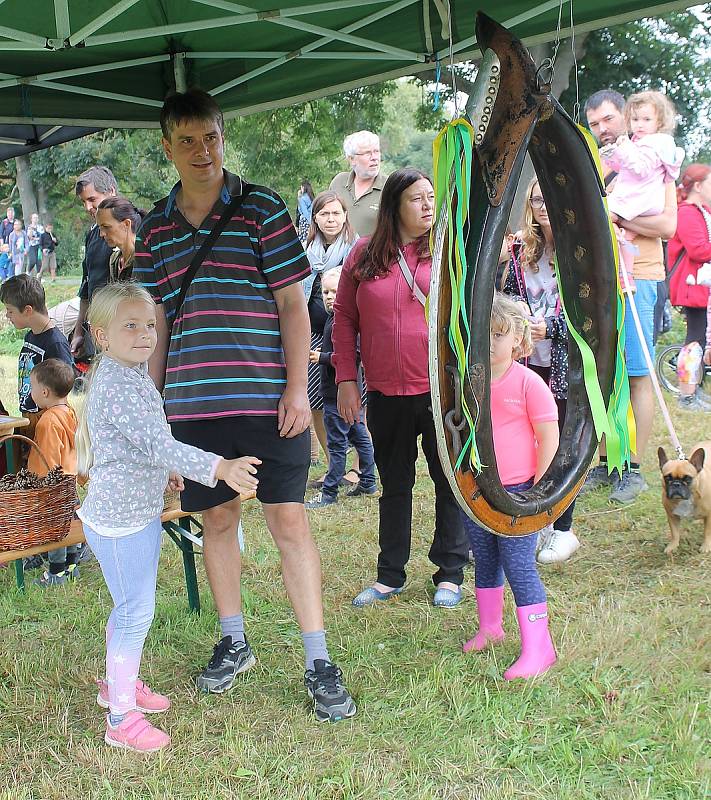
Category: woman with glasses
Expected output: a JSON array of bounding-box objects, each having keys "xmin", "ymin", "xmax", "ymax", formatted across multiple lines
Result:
[
  {"xmin": 303, "ymin": 191, "xmax": 359, "ymax": 481},
  {"xmin": 502, "ymin": 178, "xmax": 580, "ymax": 565}
]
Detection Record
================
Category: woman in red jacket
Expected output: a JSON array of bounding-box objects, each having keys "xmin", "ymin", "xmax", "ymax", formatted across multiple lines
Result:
[
  {"xmin": 334, "ymin": 168, "xmax": 468, "ymax": 608},
  {"xmin": 667, "ymin": 163, "xmax": 711, "ymax": 410}
]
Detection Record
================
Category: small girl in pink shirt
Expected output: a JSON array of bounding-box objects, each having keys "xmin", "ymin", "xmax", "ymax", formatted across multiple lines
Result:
[{"xmin": 461, "ymin": 294, "xmax": 559, "ymax": 680}]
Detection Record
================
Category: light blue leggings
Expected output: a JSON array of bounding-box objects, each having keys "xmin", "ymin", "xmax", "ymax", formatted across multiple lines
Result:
[{"xmin": 82, "ymin": 518, "xmax": 162, "ymax": 715}]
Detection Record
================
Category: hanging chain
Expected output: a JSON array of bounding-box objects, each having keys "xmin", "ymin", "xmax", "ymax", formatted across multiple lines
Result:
[
  {"xmin": 569, "ymin": 0, "xmax": 581, "ymax": 123},
  {"xmin": 535, "ymin": 0, "xmax": 565, "ymax": 90},
  {"xmin": 446, "ymin": 0, "xmax": 459, "ymax": 117}
]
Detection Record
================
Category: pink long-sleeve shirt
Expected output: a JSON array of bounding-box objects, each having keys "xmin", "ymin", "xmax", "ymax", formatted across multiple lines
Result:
[{"xmin": 333, "ymin": 238, "xmax": 431, "ymax": 396}]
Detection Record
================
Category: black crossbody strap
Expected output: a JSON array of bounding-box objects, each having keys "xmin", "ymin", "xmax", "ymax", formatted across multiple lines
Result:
[
  {"xmin": 666, "ymin": 205, "xmax": 710, "ymax": 284},
  {"xmin": 174, "ymin": 183, "xmax": 253, "ymax": 320},
  {"xmin": 666, "ymin": 249, "xmax": 685, "ymax": 283}
]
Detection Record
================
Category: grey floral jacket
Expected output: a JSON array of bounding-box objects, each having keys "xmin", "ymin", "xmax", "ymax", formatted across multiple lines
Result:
[
  {"xmin": 79, "ymin": 356, "xmax": 220, "ymax": 530},
  {"xmin": 503, "ymin": 241, "xmax": 569, "ymax": 400}
]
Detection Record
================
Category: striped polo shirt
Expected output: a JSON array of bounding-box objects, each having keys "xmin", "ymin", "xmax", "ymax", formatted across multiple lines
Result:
[{"xmin": 134, "ymin": 171, "xmax": 311, "ymax": 422}]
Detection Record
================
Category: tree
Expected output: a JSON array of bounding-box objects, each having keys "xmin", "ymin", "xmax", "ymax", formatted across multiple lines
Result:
[
  {"xmin": 225, "ymin": 83, "xmax": 394, "ymax": 205},
  {"xmin": 14, "ymin": 155, "xmax": 37, "ymax": 222}
]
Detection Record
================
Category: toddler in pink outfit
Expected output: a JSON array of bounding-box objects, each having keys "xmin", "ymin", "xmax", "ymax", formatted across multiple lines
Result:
[
  {"xmin": 601, "ymin": 91, "xmax": 683, "ymax": 293},
  {"xmin": 603, "ymin": 90, "xmax": 684, "ymax": 220}
]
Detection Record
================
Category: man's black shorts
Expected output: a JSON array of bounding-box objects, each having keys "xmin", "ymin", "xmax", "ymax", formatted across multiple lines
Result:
[{"xmin": 171, "ymin": 416, "xmax": 310, "ymax": 512}]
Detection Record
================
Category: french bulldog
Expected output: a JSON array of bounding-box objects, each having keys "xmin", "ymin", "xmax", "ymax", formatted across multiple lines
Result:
[{"xmin": 658, "ymin": 442, "xmax": 711, "ymax": 555}]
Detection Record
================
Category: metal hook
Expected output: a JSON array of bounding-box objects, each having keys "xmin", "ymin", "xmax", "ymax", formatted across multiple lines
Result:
[{"xmin": 535, "ymin": 59, "xmax": 554, "ymax": 94}]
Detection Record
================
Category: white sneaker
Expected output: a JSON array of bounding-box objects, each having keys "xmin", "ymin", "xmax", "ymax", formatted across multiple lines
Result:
[
  {"xmin": 536, "ymin": 523, "xmax": 555, "ymax": 554},
  {"xmin": 537, "ymin": 529, "xmax": 580, "ymax": 564}
]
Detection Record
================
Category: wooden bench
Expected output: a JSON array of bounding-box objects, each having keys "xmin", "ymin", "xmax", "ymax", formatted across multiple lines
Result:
[{"xmin": 1, "ymin": 492, "xmax": 256, "ymax": 613}]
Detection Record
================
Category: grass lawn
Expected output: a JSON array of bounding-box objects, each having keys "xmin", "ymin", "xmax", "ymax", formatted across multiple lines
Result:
[{"xmin": 0, "ymin": 309, "xmax": 709, "ymax": 799}]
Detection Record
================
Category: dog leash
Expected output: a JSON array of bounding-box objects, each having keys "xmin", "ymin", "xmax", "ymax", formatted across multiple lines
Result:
[{"xmin": 617, "ymin": 256, "xmax": 686, "ymax": 461}]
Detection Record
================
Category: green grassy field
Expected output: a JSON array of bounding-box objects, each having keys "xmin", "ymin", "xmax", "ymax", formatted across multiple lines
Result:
[{"xmin": 0, "ymin": 301, "xmax": 709, "ymax": 799}]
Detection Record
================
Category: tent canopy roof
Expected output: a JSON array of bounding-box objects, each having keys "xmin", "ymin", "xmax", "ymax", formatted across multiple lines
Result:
[
  {"xmin": 0, "ymin": 124, "xmax": 99, "ymax": 159},
  {"xmin": 0, "ymin": 0, "xmax": 698, "ymax": 128}
]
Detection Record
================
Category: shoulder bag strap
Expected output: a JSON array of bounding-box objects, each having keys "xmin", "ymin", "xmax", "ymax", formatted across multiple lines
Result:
[
  {"xmin": 666, "ymin": 249, "xmax": 685, "ymax": 283},
  {"xmin": 174, "ymin": 183, "xmax": 253, "ymax": 320},
  {"xmin": 397, "ymin": 249, "xmax": 427, "ymax": 307},
  {"xmin": 665, "ymin": 203, "xmax": 710, "ymax": 284}
]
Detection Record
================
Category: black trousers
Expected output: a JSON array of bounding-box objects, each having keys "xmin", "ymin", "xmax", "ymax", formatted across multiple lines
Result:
[{"xmin": 367, "ymin": 391, "xmax": 468, "ymax": 588}]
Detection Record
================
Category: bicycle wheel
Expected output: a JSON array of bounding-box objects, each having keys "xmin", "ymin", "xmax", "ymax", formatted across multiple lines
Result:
[{"xmin": 655, "ymin": 343, "xmax": 681, "ymax": 395}]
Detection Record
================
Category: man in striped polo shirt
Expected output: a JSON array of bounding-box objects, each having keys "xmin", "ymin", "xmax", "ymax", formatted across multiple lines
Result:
[{"xmin": 135, "ymin": 89, "xmax": 355, "ymax": 723}]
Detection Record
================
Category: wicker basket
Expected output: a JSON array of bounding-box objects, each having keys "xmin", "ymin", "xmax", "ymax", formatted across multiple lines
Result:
[
  {"xmin": 163, "ymin": 487, "xmax": 181, "ymax": 513},
  {"xmin": 0, "ymin": 435, "xmax": 78, "ymax": 553}
]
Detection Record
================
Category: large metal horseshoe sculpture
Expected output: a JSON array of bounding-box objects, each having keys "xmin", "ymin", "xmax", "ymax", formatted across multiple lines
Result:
[{"xmin": 429, "ymin": 13, "xmax": 619, "ymax": 535}]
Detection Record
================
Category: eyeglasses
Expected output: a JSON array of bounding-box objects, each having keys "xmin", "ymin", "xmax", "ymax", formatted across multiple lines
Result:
[
  {"xmin": 530, "ymin": 196, "xmax": 547, "ymax": 210},
  {"xmin": 353, "ymin": 149, "xmax": 380, "ymax": 157}
]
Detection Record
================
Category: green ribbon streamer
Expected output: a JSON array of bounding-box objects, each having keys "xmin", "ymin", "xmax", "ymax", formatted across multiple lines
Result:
[
  {"xmin": 432, "ymin": 118, "xmax": 481, "ymax": 472},
  {"xmin": 574, "ymin": 125, "xmax": 633, "ymax": 476}
]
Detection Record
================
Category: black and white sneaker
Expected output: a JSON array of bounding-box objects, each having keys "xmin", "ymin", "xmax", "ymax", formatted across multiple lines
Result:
[
  {"xmin": 196, "ymin": 636, "xmax": 256, "ymax": 693},
  {"xmin": 304, "ymin": 659, "xmax": 356, "ymax": 723},
  {"xmin": 23, "ymin": 554, "xmax": 47, "ymax": 571}
]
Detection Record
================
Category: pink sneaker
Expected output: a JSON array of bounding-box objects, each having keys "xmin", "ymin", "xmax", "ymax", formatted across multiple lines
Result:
[
  {"xmin": 97, "ymin": 679, "xmax": 171, "ymax": 714},
  {"xmin": 104, "ymin": 710, "xmax": 170, "ymax": 753}
]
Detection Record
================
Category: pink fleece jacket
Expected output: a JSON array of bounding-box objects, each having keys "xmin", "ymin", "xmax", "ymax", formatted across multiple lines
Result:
[{"xmin": 333, "ymin": 238, "xmax": 431, "ymax": 396}]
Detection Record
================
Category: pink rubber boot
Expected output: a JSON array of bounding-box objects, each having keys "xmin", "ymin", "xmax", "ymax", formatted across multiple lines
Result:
[
  {"xmin": 463, "ymin": 586, "xmax": 505, "ymax": 653},
  {"xmin": 503, "ymin": 602, "xmax": 557, "ymax": 680}
]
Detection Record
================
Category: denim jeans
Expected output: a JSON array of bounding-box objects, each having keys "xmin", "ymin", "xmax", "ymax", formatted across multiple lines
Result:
[
  {"xmin": 48, "ymin": 544, "xmax": 80, "ymax": 571},
  {"xmin": 82, "ymin": 517, "xmax": 162, "ymax": 714},
  {"xmin": 322, "ymin": 400, "xmax": 375, "ymax": 497}
]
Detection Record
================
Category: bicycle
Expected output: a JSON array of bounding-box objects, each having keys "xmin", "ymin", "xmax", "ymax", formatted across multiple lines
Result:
[{"xmin": 655, "ymin": 342, "xmax": 711, "ymax": 395}]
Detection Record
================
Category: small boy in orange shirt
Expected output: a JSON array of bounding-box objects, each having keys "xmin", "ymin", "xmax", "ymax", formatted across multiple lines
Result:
[{"xmin": 29, "ymin": 358, "xmax": 79, "ymax": 587}]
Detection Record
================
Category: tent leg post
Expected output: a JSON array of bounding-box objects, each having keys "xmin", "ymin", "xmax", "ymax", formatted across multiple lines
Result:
[{"xmin": 173, "ymin": 52, "xmax": 187, "ymax": 93}]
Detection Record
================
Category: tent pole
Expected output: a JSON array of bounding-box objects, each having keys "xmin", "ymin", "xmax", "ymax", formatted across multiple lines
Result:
[{"xmin": 174, "ymin": 52, "xmax": 187, "ymax": 93}]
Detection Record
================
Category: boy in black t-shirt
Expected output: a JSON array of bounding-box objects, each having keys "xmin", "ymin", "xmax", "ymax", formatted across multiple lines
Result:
[{"xmin": 0, "ymin": 275, "xmax": 73, "ymax": 436}]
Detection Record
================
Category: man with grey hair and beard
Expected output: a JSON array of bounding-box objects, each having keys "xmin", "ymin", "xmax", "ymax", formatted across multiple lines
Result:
[
  {"xmin": 70, "ymin": 165, "xmax": 117, "ymax": 358},
  {"xmin": 329, "ymin": 130, "xmax": 387, "ymax": 237}
]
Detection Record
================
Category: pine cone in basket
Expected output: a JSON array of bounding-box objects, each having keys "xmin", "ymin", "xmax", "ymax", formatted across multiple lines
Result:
[{"xmin": 0, "ymin": 466, "xmax": 68, "ymax": 492}]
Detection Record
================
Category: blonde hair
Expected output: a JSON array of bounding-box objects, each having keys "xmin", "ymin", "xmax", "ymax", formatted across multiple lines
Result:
[
  {"xmin": 624, "ymin": 91, "xmax": 677, "ymax": 135},
  {"xmin": 519, "ymin": 178, "xmax": 546, "ymax": 272},
  {"xmin": 75, "ymin": 282, "xmax": 156, "ymax": 475},
  {"xmin": 491, "ymin": 293, "xmax": 533, "ymax": 360},
  {"xmin": 321, "ymin": 266, "xmax": 342, "ymax": 288}
]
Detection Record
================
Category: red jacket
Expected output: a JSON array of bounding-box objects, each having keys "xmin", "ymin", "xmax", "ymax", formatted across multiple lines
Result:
[
  {"xmin": 333, "ymin": 238, "xmax": 431, "ymax": 396},
  {"xmin": 667, "ymin": 202, "xmax": 711, "ymax": 308}
]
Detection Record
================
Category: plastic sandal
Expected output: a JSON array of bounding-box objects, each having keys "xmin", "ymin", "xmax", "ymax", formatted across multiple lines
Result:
[
  {"xmin": 352, "ymin": 585, "xmax": 403, "ymax": 607},
  {"xmin": 433, "ymin": 586, "xmax": 463, "ymax": 608}
]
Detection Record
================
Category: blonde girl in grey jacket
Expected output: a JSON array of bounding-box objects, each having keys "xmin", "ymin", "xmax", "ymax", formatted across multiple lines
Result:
[{"xmin": 76, "ymin": 282, "xmax": 260, "ymax": 754}]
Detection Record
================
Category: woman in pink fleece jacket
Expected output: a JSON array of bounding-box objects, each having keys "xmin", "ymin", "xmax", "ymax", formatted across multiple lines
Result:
[{"xmin": 333, "ymin": 168, "xmax": 468, "ymax": 608}]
